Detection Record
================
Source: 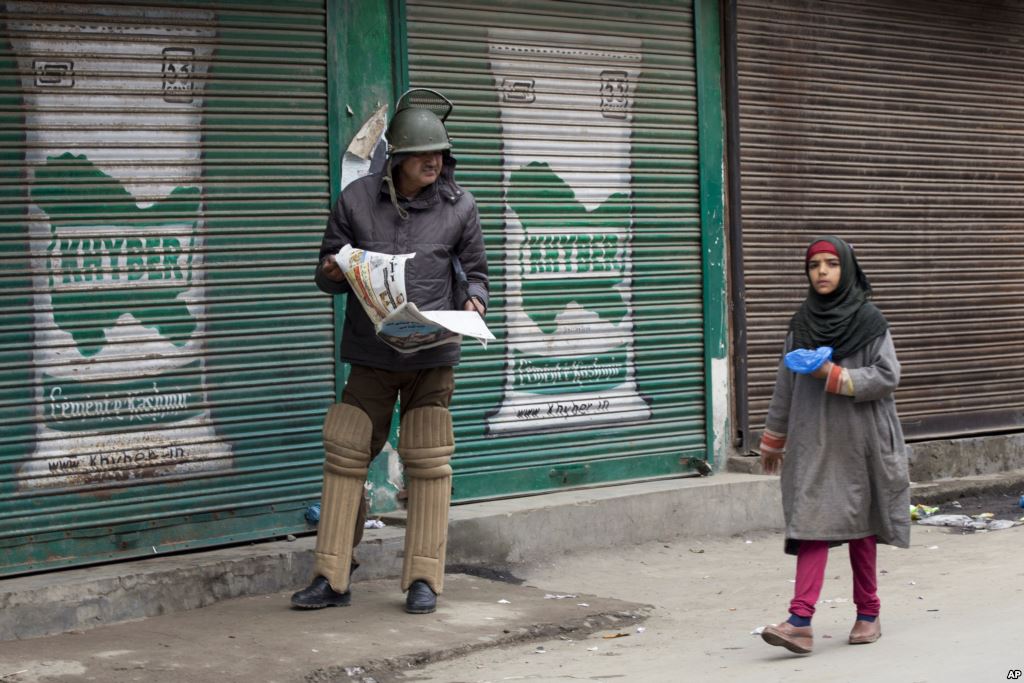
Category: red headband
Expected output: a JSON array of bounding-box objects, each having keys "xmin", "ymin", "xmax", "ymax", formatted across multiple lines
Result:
[{"xmin": 806, "ymin": 241, "xmax": 839, "ymax": 260}]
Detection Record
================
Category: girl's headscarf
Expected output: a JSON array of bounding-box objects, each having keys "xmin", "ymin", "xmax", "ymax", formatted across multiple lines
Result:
[{"xmin": 788, "ymin": 235, "xmax": 889, "ymax": 361}]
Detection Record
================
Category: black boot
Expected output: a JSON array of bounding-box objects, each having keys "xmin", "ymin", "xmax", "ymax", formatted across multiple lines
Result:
[
  {"xmin": 404, "ymin": 580, "xmax": 437, "ymax": 614},
  {"xmin": 291, "ymin": 576, "xmax": 351, "ymax": 609}
]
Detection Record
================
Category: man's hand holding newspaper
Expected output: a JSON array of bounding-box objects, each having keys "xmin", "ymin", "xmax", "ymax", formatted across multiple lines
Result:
[{"xmin": 333, "ymin": 245, "xmax": 494, "ymax": 354}]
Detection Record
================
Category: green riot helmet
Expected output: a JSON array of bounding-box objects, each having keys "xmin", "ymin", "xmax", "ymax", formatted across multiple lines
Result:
[{"xmin": 386, "ymin": 88, "xmax": 454, "ymax": 156}]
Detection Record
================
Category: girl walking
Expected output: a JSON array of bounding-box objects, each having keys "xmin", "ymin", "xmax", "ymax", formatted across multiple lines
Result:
[{"xmin": 759, "ymin": 236, "xmax": 910, "ymax": 654}]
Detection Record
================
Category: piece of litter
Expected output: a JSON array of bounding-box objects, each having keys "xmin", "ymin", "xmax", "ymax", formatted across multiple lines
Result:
[
  {"xmin": 750, "ymin": 626, "xmax": 765, "ymax": 635},
  {"xmin": 988, "ymin": 520, "xmax": 1017, "ymax": 530},
  {"xmin": 534, "ymin": 646, "xmax": 546, "ymax": 654},
  {"xmin": 544, "ymin": 593, "xmax": 578, "ymax": 600},
  {"xmin": 975, "ymin": 512, "xmax": 994, "ymax": 520},
  {"xmin": 927, "ymin": 609, "xmax": 940, "ymax": 612},
  {"xmin": 497, "ymin": 599, "xmax": 511, "ymax": 604},
  {"xmin": 577, "ymin": 603, "xmax": 589, "ymax": 607},
  {"xmin": 636, "ymin": 627, "xmax": 646, "ymax": 634},
  {"xmin": 311, "ymin": 649, "xmax": 319, "ymax": 653},
  {"xmin": 364, "ymin": 519, "xmax": 385, "ymax": 529},
  {"xmin": 918, "ymin": 515, "xmax": 973, "ymax": 528},
  {"xmin": 910, "ymin": 504, "xmax": 939, "ymax": 520},
  {"xmin": 744, "ymin": 540, "xmax": 753, "ymax": 544},
  {"xmin": 602, "ymin": 633, "xmax": 630, "ymax": 639},
  {"xmin": 927, "ymin": 545, "xmax": 939, "ymax": 550},
  {"xmin": 909, "ymin": 581, "xmax": 916, "ymax": 585},
  {"xmin": 344, "ymin": 667, "xmax": 364, "ymax": 676},
  {"xmin": 587, "ymin": 647, "xmax": 599, "ymax": 652},
  {"xmin": 689, "ymin": 548, "xmax": 705, "ymax": 554}
]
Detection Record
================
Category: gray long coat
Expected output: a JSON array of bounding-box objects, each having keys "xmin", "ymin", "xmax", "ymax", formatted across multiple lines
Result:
[{"xmin": 765, "ymin": 330, "xmax": 911, "ymax": 554}]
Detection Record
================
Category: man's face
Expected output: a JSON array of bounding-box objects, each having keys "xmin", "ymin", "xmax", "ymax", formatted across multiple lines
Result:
[{"xmin": 397, "ymin": 152, "xmax": 442, "ymax": 195}]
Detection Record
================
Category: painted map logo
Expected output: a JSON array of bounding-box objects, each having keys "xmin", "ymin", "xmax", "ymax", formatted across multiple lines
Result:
[
  {"xmin": 487, "ymin": 29, "xmax": 651, "ymax": 435},
  {"xmin": 37, "ymin": 153, "xmax": 199, "ymax": 356},
  {"xmin": 9, "ymin": 1, "xmax": 232, "ymax": 488},
  {"xmin": 513, "ymin": 161, "xmax": 628, "ymax": 336}
]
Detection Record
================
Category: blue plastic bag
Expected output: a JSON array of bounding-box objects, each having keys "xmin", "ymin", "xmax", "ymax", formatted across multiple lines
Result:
[
  {"xmin": 304, "ymin": 503, "xmax": 321, "ymax": 525},
  {"xmin": 784, "ymin": 346, "xmax": 833, "ymax": 374}
]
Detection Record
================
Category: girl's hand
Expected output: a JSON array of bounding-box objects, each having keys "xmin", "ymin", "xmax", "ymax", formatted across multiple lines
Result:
[
  {"xmin": 760, "ymin": 447, "xmax": 783, "ymax": 475},
  {"xmin": 810, "ymin": 361, "xmax": 833, "ymax": 380},
  {"xmin": 759, "ymin": 430, "xmax": 786, "ymax": 475}
]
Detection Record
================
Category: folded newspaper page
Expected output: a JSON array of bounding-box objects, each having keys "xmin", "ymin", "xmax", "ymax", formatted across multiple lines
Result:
[{"xmin": 334, "ymin": 244, "xmax": 494, "ymax": 353}]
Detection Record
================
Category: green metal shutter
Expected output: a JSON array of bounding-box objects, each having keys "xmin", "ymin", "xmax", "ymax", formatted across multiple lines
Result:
[
  {"xmin": 406, "ymin": 0, "xmax": 707, "ymax": 499},
  {"xmin": 736, "ymin": 0, "xmax": 1024, "ymax": 445},
  {"xmin": 0, "ymin": 0, "xmax": 332, "ymax": 575}
]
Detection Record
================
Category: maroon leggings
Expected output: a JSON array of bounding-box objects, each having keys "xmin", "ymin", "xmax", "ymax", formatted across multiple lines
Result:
[{"xmin": 790, "ymin": 536, "xmax": 880, "ymax": 618}]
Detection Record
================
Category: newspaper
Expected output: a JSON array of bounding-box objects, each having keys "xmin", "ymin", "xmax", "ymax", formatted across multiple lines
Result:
[{"xmin": 334, "ymin": 244, "xmax": 494, "ymax": 353}]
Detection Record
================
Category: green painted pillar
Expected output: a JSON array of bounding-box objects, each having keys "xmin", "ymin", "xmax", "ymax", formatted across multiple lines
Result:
[
  {"xmin": 694, "ymin": 0, "xmax": 730, "ymax": 468},
  {"xmin": 326, "ymin": 0, "xmax": 403, "ymax": 512}
]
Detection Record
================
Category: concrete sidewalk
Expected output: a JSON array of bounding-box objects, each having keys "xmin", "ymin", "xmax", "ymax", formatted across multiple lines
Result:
[
  {"xmin": 0, "ymin": 572, "xmax": 651, "ymax": 683},
  {"xmin": 2, "ymin": 466, "xmax": 1022, "ymax": 646},
  {"xmin": 1, "ymin": 472, "xmax": 782, "ymax": 642}
]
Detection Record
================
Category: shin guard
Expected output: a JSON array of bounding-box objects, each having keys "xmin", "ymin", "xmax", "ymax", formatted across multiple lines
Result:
[
  {"xmin": 314, "ymin": 403, "xmax": 373, "ymax": 593},
  {"xmin": 398, "ymin": 406, "xmax": 454, "ymax": 593}
]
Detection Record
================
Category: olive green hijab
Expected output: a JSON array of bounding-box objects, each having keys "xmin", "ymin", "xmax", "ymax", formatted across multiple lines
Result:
[{"xmin": 789, "ymin": 236, "xmax": 889, "ymax": 361}]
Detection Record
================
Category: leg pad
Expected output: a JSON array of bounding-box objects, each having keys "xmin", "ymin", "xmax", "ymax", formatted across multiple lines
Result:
[
  {"xmin": 399, "ymin": 406, "xmax": 454, "ymax": 479},
  {"xmin": 323, "ymin": 402, "xmax": 374, "ymax": 477},
  {"xmin": 314, "ymin": 403, "xmax": 373, "ymax": 592},
  {"xmin": 399, "ymin": 407, "xmax": 455, "ymax": 592}
]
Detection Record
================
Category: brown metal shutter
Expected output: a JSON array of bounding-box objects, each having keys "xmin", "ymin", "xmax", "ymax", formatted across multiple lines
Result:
[{"xmin": 736, "ymin": 0, "xmax": 1024, "ymax": 444}]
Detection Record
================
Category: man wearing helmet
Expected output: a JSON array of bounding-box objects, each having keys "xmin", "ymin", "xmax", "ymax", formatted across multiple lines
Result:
[{"xmin": 291, "ymin": 90, "xmax": 488, "ymax": 615}]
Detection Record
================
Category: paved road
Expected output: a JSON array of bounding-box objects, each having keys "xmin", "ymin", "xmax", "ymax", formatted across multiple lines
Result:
[
  {"xmin": 394, "ymin": 525, "xmax": 1023, "ymax": 683},
  {"xmin": 1, "ymin": 519, "xmax": 1019, "ymax": 683}
]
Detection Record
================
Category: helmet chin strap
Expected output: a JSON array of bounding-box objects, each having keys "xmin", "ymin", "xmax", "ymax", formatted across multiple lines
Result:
[{"xmin": 383, "ymin": 166, "xmax": 410, "ymax": 220}]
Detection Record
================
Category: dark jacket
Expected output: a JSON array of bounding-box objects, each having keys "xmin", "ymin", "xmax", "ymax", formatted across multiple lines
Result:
[{"xmin": 315, "ymin": 156, "xmax": 489, "ymax": 370}]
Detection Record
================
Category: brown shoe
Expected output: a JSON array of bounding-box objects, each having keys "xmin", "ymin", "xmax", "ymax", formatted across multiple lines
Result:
[
  {"xmin": 761, "ymin": 620, "xmax": 813, "ymax": 654},
  {"xmin": 849, "ymin": 618, "xmax": 881, "ymax": 644}
]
